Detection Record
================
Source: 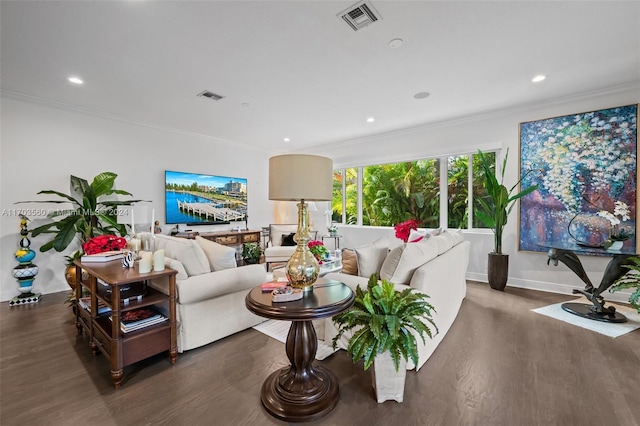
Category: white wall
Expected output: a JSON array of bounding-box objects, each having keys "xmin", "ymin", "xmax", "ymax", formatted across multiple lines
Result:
[
  {"xmin": 0, "ymin": 95, "xmax": 272, "ymax": 301},
  {"xmin": 3, "ymin": 86, "xmax": 639, "ymax": 303},
  {"xmin": 303, "ymin": 85, "xmax": 640, "ymax": 302}
]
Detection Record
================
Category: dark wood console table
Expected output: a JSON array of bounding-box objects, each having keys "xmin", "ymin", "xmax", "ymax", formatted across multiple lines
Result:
[
  {"xmin": 245, "ymin": 279, "xmax": 354, "ymax": 422},
  {"xmin": 74, "ymin": 259, "xmax": 178, "ymax": 388},
  {"xmin": 175, "ymin": 229, "xmax": 261, "ymax": 263},
  {"xmin": 174, "ymin": 229, "xmax": 260, "ymax": 246}
]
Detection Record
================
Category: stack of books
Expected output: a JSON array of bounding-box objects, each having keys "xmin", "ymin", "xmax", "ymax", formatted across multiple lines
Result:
[
  {"xmin": 80, "ymin": 250, "xmax": 124, "ymax": 263},
  {"xmin": 78, "ymin": 296, "xmax": 111, "ymax": 314},
  {"xmin": 112, "ymin": 307, "xmax": 167, "ymax": 333},
  {"xmin": 261, "ymin": 280, "xmax": 287, "ymax": 292}
]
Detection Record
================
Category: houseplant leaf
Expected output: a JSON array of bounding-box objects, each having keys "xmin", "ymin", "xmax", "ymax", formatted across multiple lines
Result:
[{"xmin": 332, "ymin": 274, "xmax": 438, "ymax": 372}]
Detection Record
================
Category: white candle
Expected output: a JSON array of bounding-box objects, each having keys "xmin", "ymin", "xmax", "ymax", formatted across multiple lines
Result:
[
  {"xmin": 138, "ymin": 254, "xmax": 152, "ymax": 273},
  {"xmin": 131, "ymin": 238, "xmax": 141, "ymax": 252},
  {"xmin": 153, "ymin": 249, "xmax": 165, "ymax": 272},
  {"xmin": 151, "ymin": 208, "xmax": 155, "ymax": 234},
  {"xmin": 131, "ymin": 209, "xmax": 135, "ymax": 235}
]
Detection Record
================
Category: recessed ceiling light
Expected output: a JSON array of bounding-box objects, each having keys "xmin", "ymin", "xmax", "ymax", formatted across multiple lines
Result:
[
  {"xmin": 283, "ymin": 138, "xmax": 291, "ymax": 142},
  {"xmin": 68, "ymin": 76, "xmax": 83, "ymax": 85},
  {"xmin": 532, "ymin": 75, "xmax": 546, "ymax": 83},
  {"xmin": 414, "ymin": 92, "xmax": 430, "ymax": 99},
  {"xmin": 389, "ymin": 38, "xmax": 403, "ymax": 48},
  {"xmin": 366, "ymin": 117, "xmax": 375, "ymax": 123}
]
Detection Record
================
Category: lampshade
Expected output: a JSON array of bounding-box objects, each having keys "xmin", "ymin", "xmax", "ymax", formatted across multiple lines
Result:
[{"xmin": 269, "ymin": 155, "xmax": 333, "ymax": 201}]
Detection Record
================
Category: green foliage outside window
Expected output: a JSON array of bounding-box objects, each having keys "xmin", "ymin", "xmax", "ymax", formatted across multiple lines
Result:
[
  {"xmin": 447, "ymin": 156, "xmax": 469, "ymax": 228},
  {"xmin": 363, "ymin": 160, "xmax": 440, "ymax": 227},
  {"xmin": 331, "ymin": 152, "xmax": 496, "ymax": 229},
  {"xmin": 472, "ymin": 152, "xmax": 495, "ymax": 228}
]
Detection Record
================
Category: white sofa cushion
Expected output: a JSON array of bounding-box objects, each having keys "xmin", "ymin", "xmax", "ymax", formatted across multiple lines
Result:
[
  {"xmin": 164, "ymin": 256, "xmax": 189, "ymax": 281},
  {"xmin": 154, "ymin": 234, "xmax": 211, "ymax": 276},
  {"xmin": 379, "ymin": 241, "xmax": 439, "ymax": 285},
  {"xmin": 266, "ymin": 245, "xmax": 296, "ymax": 257},
  {"xmin": 177, "ymin": 264, "xmax": 266, "ymax": 304},
  {"xmin": 354, "ymin": 237, "xmax": 389, "ymax": 278},
  {"xmin": 408, "ymin": 227, "xmax": 443, "ymax": 243},
  {"xmin": 430, "ymin": 229, "xmax": 464, "ymax": 255},
  {"xmin": 195, "ymin": 236, "xmax": 237, "ymax": 271}
]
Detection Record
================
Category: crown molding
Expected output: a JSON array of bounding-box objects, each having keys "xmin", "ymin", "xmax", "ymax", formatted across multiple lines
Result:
[
  {"xmin": 301, "ymin": 82, "xmax": 640, "ymax": 155},
  {"xmin": 0, "ymin": 89, "xmax": 271, "ymax": 154}
]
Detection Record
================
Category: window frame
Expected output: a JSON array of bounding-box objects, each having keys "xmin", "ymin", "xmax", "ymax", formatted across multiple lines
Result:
[{"xmin": 332, "ymin": 150, "xmax": 501, "ymax": 231}]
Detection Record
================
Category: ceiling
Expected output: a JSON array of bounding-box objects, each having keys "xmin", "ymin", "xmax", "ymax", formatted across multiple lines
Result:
[{"xmin": 2, "ymin": 1, "xmax": 639, "ymax": 153}]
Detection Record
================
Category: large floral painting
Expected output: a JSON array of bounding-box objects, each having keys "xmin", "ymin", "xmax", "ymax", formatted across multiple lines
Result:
[{"xmin": 519, "ymin": 104, "xmax": 638, "ymax": 254}]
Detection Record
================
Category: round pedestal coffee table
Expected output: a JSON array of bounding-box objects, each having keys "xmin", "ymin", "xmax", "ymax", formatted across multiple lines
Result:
[{"xmin": 245, "ymin": 279, "xmax": 354, "ymax": 422}]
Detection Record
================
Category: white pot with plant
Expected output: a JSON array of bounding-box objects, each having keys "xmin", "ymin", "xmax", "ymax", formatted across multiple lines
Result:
[{"xmin": 331, "ymin": 274, "xmax": 437, "ymax": 403}]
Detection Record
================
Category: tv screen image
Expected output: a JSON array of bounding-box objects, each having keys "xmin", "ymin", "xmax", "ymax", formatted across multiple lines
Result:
[{"xmin": 165, "ymin": 170, "xmax": 248, "ymax": 225}]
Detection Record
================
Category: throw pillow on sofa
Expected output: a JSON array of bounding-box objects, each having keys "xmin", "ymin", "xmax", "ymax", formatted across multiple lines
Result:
[
  {"xmin": 431, "ymin": 229, "xmax": 464, "ymax": 254},
  {"xmin": 340, "ymin": 248, "xmax": 358, "ymax": 275},
  {"xmin": 195, "ymin": 236, "xmax": 237, "ymax": 271},
  {"xmin": 164, "ymin": 257, "xmax": 189, "ymax": 281},
  {"xmin": 354, "ymin": 237, "xmax": 389, "ymax": 278},
  {"xmin": 154, "ymin": 234, "xmax": 211, "ymax": 276},
  {"xmin": 408, "ymin": 227, "xmax": 443, "ymax": 243},
  {"xmin": 379, "ymin": 241, "xmax": 439, "ymax": 284}
]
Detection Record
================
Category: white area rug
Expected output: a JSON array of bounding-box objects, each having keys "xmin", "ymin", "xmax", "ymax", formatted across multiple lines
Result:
[
  {"xmin": 252, "ymin": 320, "xmax": 338, "ymax": 360},
  {"xmin": 532, "ymin": 297, "xmax": 640, "ymax": 338}
]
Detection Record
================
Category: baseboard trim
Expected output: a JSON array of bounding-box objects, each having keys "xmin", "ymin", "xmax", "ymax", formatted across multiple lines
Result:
[{"xmin": 465, "ymin": 273, "xmax": 632, "ymax": 304}]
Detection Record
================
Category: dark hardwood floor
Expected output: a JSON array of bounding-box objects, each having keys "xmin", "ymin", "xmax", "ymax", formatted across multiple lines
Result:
[{"xmin": 1, "ymin": 281, "xmax": 638, "ymax": 426}]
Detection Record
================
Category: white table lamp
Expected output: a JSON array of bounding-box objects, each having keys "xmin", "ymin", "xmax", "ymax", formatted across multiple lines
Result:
[{"xmin": 269, "ymin": 154, "xmax": 333, "ymax": 291}]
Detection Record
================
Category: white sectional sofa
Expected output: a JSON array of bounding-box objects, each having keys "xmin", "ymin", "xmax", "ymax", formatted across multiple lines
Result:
[
  {"xmin": 323, "ymin": 230, "xmax": 470, "ymax": 371},
  {"xmin": 147, "ymin": 234, "xmax": 267, "ymax": 352}
]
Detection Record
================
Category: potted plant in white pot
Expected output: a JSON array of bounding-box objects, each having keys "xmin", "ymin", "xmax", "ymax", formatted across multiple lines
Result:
[
  {"xmin": 476, "ymin": 149, "xmax": 538, "ymax": 291},
  {"xmin": 331, "ymin": 274, "xmax": 437, "ymax": 403}
]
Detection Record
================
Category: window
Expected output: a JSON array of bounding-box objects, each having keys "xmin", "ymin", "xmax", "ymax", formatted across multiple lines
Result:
[
  {"xmin": 447, "ymin": 155, "xmax": 469, "ymax": 228},
  {"xmin": 332, "ymin": 151, "xmax": 497, "ymax": 229},
  {"xmin": 472, "ymin": 151, "xmax": 495, "ymax": 228}
]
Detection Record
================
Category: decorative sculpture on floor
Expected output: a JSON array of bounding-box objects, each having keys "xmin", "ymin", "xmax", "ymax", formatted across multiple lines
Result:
[
  {"xmin": 11, "ymin": 215, "xmax": 41, "ymax": 305},
  {"xmin": 547, "ymin": 247, "xmax": 631, "ymax": 322}
]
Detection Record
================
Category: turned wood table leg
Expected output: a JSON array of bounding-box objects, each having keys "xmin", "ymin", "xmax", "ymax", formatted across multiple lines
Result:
[
  {"xmin": 260, "ymin": 320, "xmax": 339, "ymax": 422},
  {"xmin": 111, "ymin": 369, "xmax": 124, "ymax": 389}
]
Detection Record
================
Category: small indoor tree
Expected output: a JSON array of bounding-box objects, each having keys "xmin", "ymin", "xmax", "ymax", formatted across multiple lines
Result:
[{"xmin": 475, "ymin": 149, "xmax": 538, "ymax": 290}]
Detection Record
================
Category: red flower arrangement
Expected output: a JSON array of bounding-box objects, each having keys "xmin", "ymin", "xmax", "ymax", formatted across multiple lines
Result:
[
  {"xmin": 308, "ymin": 240, "xmax": 329, "ymax": 264},
  {"xmin": 82, "ymin": 235, "xmax": 127, "ymax": 255},
  {"xmin": 394, "ymin": 219, "xmax": 420, "ymax": 243}
]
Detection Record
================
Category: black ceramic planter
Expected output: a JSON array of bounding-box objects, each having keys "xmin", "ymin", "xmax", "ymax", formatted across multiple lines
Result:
[{"xmin": 488, "ymin": 253, "xmax": 509, "ymax": 291}]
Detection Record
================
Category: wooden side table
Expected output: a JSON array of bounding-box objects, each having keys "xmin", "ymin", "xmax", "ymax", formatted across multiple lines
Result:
[
  {"xmin": 74, "ymin": 259, "xmax": 178, "ymax": 388},
  {"xmin": 245, "ymin": 279, "xmax": 354, "ymax": 422}
]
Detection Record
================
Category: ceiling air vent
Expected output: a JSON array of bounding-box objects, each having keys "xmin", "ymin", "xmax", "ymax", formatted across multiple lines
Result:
[
  {"xmin": 338, "ymin": 0, "xmax": 382, "ymax": 31},
  {"xmin": 197, "ymin": 90, "xmax": 225, "ymax": 101}
]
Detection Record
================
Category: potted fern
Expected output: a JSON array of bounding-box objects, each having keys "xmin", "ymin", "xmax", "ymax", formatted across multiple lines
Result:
[{"xmin": 331, "ymin": 274, "xmax": 437, "ymax": 403}]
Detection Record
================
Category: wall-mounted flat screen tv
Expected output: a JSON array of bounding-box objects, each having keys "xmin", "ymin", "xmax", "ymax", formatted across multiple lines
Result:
[{"xmin": 165, "ymin": 170, "xmax": 247, "ymax": 226}]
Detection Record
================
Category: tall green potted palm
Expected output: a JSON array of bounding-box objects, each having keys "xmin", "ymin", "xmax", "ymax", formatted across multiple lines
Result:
[
  {"xmin": 331, "ymin": 274, "xmax": 437, "ymax": 403},
  {"xmin": 476, "ymin": 149, "xmax": 538, "ymax": 290}
]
